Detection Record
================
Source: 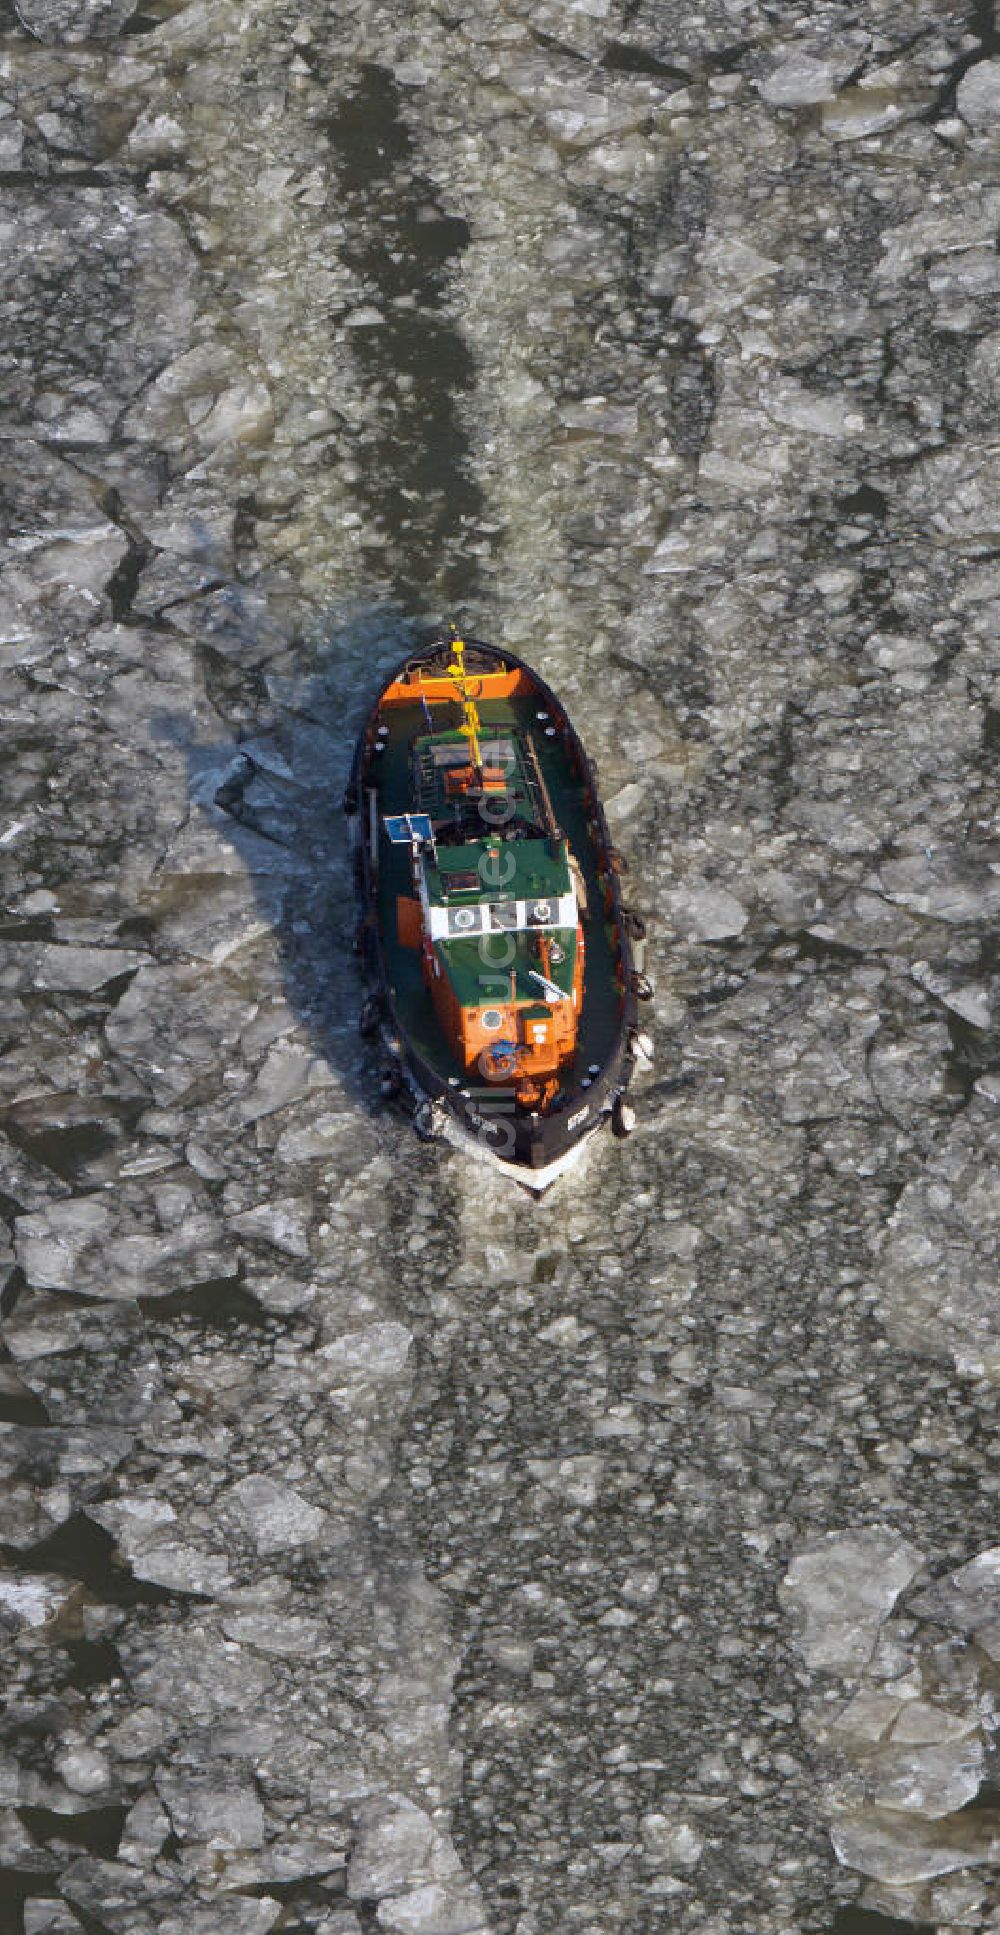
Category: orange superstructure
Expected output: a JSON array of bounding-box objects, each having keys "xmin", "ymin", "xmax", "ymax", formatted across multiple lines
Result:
[{"xmin": 380, "ymin": 666, "xmax": 532, "ymax": 707}]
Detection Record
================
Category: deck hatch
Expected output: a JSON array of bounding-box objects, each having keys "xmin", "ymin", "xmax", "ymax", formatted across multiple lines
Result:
[{"xmin": 447, "ymin": 904, "xmax": 486, "ymax": 936}]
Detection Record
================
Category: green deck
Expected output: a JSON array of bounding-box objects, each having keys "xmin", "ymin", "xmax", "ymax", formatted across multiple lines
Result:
[
  {"xmin": 371, "ymin": 691, "xmax": 624, "ymax": 1089},
  {"xmin": 436, "ymin": 925, "xmax": 578, "ymax": 1010},
  {"xmin": 425, "ymin": 835, "xmax": 569, "ymax": 907}
]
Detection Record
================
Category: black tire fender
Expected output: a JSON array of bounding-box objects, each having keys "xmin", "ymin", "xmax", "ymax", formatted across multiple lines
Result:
[
  {"xmin": 359, "ymin": 995, "xmax": 382, "ymax": 1038},
  {"xmin": 413, "ymin": 1098, "xmax": 441, "ymax": 1141}
]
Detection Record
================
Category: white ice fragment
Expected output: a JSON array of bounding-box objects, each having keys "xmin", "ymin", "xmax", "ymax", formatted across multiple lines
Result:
[
  {"xmin": 646, "ymin": 245, "xmax": 688, "ymax": 298},
  {"xmin": 15, "ymin": 1195, "xmax": 234, "ymax": 1302},
  {"xmin": 126, "ymin": 111, "xmax": 187, "ymax": 160},
  {"xmin": 536, "ymin": 1315, "xmax": 589, "ymax": 1347},
  {"xmin": 831, "ymin": 1809, "xmax": 1000, "ymax": 1883},
  {"xmin": 698, "ymin": 450, "xmax": 775, "ymax": 494},
  {"xmin": 15, "ymin": 1197, "xmax": 112, "ymax": 1292},
  {"xmin": 156, "ymin": 1772, "xmax": 266, "ymax": 1848},
  {"xmin": 38, "ymin": 402, "xmax": 111, "ymax": 444},
  {"xmin": 238, "ymin": 736, "xmax": 296, "ymax": 782},
  {"xmin": 0, "ymin": 1572, "xmax": 77, "ymax": 1629},
  {"xmin": 143, "ymin": 1544, "xmax": 235, "ymax": 1596},
  {"xmin": 560, "ymin": 400, "xmax": 639, "ymax": 437},
  {"xmin": 393, "ymin": 59, "xmax": 432, "ymax": 85},
  {"xmin": 237, "ymin": 1043, "xmax": 335, "ymax": 1123},
  {"xmin": 821, "ymin": 89, "xmax": 913, "ymax": 139},
  {"xmin": 928, "ymin": 250, "xmax": 1000, "ymax": 296},
  {"xmin": 876, "ymin": 851, "xmax": 1000, "ymax": 922},
  {"xmin": 86, "ymin": 1495, "xmax": 231, "ymax": 1595},
  {"xmin": 247, "ymin": 1272, "xmax": 315, "ymax": 1314},
  {"xmin": 141, "ymin": 509, "xmax": 235, "ymax": 564},
  {"xmin": 911, "ymin": 1547, "xmax": 1000, "ymax": 1632},
  {"xmin": 664, "ymin": 878, "xmax": 748, "ymax": 941},
  {"xmin": 123, "ymin": 343, "xmax": 271, "ymax": 454},
  {"xmin": 195, "ymin": 380, "xmax": 274, "ymax": 450},
  {"xmin": 21, "ymin": 526, "xmax": 129, "ymax": 596},
  {"xmin": 957, "ymin": 58, "xmax": 1000, "ymax": 127},
  {"xmin": 640, "ymin": 1811, "xmax": 704, "ymax": 1866},
  {"xmin": 119, "ymin": 1790, "xmax": 172, "ymax": 1864},
  {"xmin": 643, "ymin": 531, "xmax": 697, "ymax": 574},
  {"xmin": 941, "ymin": 985, "xmax": 993, "ymax": 1030},
  {"xmin": 3, "ymin": 943, "xmax": 143, "ymax": 994},
  {"xmin": 318, "ymin": 1322, "xmax": 413, "ymax": 1381},
  {"xmin": 828, "ymin": 1689, "xmax": 908, "ymax": 1746},
  {"xmin": 229, "ymin": 1197, "xmax": 312, "ymax": 1258},
  {"xmin": 758, "ymin": 53, "xmax": 854, "ymax": 108},
  {"xmin": 876, "ymin": 189, "xmax": 1000, "ymax": 283},
  {"xmin": 782, "ymin": 1528, "xmax": 924, "ymax": 1672},
  {"xmin": 0, "ymin": 119, "xmax": 24, "ymax": 167},
  {"xmin": 543, "ymin": 96, "xmax": 644, "ymax": 147},
  {"xmin": 376, "ymin": 1881, "xmax": 487, "ymax": 1935},
  {"xmin": 256, "ymin": 164, "xmax": 296, "ymax": 196},
  {"xmin": 891, "ymin": 1701, "xmax": 979, "ymax": 1747},
  {"xmin": 864, "ymin": 632, "xmax": 938, "ymax": 671},
  {"xmin": 222, "ymin": 1610, "xmax": 325, "ymax": 1655},
  {"xmin": 54, "ymin": 1746, "xmax": 110, "ymax": 1795},
  {"xmin": 866, "ymin": 1737, "xmax": 984, "ymax": 1817},
  {"xmin": 762, "ymin": 379, "xmax": 864, "ymax": 438},
  {"xmin": 700, "ymin": 234, "xmax": 781, "ymax": 291},
  {"xmin": 15, "ymin": 0, "xmax": 135, "ymax": 38},
  {"xmin": 602, "ymin": 780, "xmax": 645, "ymax": 820},
  {"xmin": 94, "ymin": 1495, "xmax": 177, "ymax": 1531},
  {"xmin": 348, "ymin": 1794, "xmax": 462, "ymax": 1900},
  {"xmin": 229, "ymin": 1475, "xmax": 328, "ymax": 1552},
  {"xmin": 815, "ymin": 566, "xmax": 860, "ymax": 598},
  {"xmin": 911, "ymin": 963, "xmax": 992, "ymax": 1031}
]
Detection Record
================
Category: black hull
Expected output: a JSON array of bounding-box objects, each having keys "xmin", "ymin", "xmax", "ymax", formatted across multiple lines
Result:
[{"xmin": 346, "ymin": 638, "xmax": 643, "ymax": 1180}]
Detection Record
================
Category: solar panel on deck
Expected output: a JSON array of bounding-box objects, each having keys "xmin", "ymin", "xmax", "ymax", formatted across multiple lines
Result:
[{"xmin": 383, "ymin": 813, "xmax": 434, "ymax": 844}]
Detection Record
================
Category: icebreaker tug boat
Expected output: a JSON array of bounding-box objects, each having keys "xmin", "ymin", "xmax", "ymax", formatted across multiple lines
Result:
[{"xmin": 345, "ymin": 630, "xmax": 653, "ymax": 1191}]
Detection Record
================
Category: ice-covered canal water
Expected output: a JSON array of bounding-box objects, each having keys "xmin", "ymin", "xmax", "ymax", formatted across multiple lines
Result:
[{"xmin": 3, "ymin": 0, "xmax": 1000, "ymax": 1930}]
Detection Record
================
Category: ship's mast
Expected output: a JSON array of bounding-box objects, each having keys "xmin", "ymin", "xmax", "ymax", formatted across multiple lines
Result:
[{"xmin": 446, "ymin": 630, "xmax": 483, "ymax": 778}]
